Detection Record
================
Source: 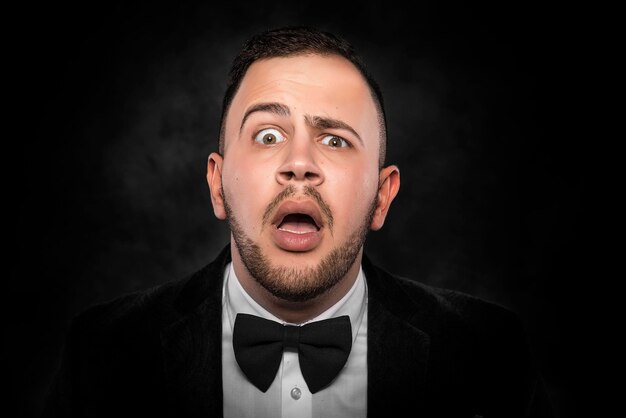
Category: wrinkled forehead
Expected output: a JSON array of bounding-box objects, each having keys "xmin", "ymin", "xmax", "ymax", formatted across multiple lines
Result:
[{"xmin": 223, "ymin": 54, "xmax": 380, "ymax": 149}]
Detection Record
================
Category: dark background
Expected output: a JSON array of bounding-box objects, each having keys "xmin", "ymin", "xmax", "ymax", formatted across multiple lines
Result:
[{"xmin": 9, "ymin": 1, "xmax": 593, "ymax": 417}]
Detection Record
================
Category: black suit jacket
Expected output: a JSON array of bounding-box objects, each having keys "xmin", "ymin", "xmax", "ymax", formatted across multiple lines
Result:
[{"xmin": 43, "ymin": 244, "xmax": 554, "ymax": 417}]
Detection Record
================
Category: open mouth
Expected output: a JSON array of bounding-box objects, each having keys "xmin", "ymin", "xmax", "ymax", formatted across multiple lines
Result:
[
  {"xmin": 270, "ymin": 200, "xmax": 325, "ymax": 251},
  {"xmin": 277, "ymin": 213, "xmax": 321, "ymax": 234}
]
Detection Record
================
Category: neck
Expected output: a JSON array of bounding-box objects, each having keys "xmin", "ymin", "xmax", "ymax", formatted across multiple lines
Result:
[{"xmin": 230, "ymin": 242, "xmax": 363, "ymax": 324}]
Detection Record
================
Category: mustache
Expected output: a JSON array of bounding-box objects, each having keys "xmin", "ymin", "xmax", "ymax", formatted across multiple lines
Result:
[{"xmin": 262, "ymin": 185, "xmax": 334, "ymax": 230}]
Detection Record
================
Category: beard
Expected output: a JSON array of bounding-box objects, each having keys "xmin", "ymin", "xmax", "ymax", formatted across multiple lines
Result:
[{"xmin": 223, "ymin": 186, "xmax": 377, "ymax": 303}]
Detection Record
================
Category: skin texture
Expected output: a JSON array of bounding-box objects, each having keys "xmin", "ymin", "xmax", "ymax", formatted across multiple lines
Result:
[{"xmin": 207, "ymin": 54, "xmax": 400, "ymax": 323}]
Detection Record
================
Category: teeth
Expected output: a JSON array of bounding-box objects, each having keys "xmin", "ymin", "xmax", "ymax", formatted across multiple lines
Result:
[{"xmin": 278, "ymin": 227, "xmax": 312, "ymax": 234}]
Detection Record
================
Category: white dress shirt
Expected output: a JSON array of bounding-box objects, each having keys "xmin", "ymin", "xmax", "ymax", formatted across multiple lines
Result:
[{"xmin": 222, "ymin": 262, "xmax": 368, "ymax": 418}]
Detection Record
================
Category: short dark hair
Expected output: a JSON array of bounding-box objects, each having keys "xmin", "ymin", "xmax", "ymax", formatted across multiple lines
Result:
[{"xmin": 218, "ymin": 26, "xmax": 387, "ymax": 167}]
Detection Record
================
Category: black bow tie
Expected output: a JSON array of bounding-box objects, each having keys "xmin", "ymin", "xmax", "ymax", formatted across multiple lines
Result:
[{"xmin": 232, "ymin": 313, "xmax": 352, "ymax": 394}]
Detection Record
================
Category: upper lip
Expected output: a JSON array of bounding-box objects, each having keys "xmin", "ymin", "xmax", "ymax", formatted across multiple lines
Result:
[{"xmin": 271, "ymin": 200, "xmax": 324, "ymax": 230}]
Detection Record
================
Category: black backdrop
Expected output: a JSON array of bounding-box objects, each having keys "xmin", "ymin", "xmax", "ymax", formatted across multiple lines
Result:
[{"xmin": 9, "ymin": 2, "xmax": 591, "ymax": 417}]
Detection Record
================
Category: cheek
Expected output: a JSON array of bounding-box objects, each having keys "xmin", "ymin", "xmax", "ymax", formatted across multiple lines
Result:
[
  {"xmin": 222, "ymin": 156, "xmax": 275, "ymax": 227},
  {"xmin": 224, "ymin": 150, "xmax": 265, "ymax": 189},
  {"xmin": 326, "ymin": 164, "xmax": 379, "ymax": 229}
]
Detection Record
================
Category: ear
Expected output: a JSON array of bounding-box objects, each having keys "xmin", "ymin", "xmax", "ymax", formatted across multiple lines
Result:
[
  {"xmin": 207, "ymin": 152, "xmax": 227, "ymax": 220},
  {"xmin": 370, "ymin": 165, "xmax": 400, "ymax": 231}
]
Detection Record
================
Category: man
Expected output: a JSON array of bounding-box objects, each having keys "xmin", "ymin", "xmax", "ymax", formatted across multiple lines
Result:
[{"xmin": 43, "ymin": 26, "xmax": 554, "ymax": 417}]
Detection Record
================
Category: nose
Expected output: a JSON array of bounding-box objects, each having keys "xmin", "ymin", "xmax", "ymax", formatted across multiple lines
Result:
[{"xmin": 275, "ymin": 138, "xmax": 324, "ymax": 186}]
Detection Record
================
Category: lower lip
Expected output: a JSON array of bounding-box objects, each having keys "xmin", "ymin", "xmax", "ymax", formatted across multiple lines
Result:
[{"xmin": 271, "ymin": 227, "xmax": 323, "ymax": 252}]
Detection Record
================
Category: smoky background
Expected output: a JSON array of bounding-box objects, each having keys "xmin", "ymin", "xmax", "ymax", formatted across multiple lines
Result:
[{"xmin": 8, "ymin": 1, "xmax": 590, "ymax": 417}]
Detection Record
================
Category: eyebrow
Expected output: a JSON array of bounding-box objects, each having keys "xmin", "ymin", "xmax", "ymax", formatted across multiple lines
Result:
[
  {"xmin": 304, "ymin": 115, "xmax": 363, "ymax": 145},
  {"xmin": 239, "ymin": 101, "xmax": 363, "ymax": 145},
  {"xmin": 240, "ymin": 102, "xmax": 290, "ymax": 133}
]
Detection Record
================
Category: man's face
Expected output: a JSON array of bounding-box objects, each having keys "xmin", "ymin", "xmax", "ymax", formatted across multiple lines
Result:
[{"xmin": 208, "ymin": 54, "xmax": 398, "ymax": 301}]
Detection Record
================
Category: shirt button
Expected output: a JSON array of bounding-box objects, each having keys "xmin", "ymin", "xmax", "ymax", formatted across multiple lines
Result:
[{"xmin": 290, "ymin": 387, "xmax": 302, "ymax": 400}]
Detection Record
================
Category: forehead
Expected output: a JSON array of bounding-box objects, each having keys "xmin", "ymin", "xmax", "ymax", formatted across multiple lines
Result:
[
  {"xmin": 225, "ymin": 54, "xmax": 379, "ymax": 144},
  {"xmin": 239, "ymin": 53, "xmax": 369, "ymax": 96}
]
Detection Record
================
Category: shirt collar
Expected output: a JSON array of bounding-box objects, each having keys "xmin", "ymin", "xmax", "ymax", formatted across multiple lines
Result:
[{"xmin": 223, "ymin": 261, "xmax": 367, "ymax": 342}]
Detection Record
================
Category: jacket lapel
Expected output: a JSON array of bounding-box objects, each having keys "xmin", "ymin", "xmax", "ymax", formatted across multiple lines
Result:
[
  {"xmin": 160, "ymin": 245, "xmax": 232, "ymax": 418},
  {"xmin": 363, "ymin": 255, "xmax": 430, "ymax": 416}
]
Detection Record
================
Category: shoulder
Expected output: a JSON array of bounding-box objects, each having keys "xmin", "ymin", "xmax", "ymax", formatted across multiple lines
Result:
[
  {"xmin": 399, "ymin": 273, "xmax": 520, "ymax": 331},
  {"xmin": 68, "ymin": 259, "xmax": 224, "ymax": 350},
  {"xmin": 364, "ymin": 257, "xmax": 527, "ymax": 345},
  {"xmin": 365, "ymin": 258, "xmax": 542, "ymax": 410},
  {"xmin": 64, "ymin": 277, "xmax": 187, "ymax": 355},
  {"xmin": 69, "ymin": 245, "xmax": 231, "ymax": 339}
]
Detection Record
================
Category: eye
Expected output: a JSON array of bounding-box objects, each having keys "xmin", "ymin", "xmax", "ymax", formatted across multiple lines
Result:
[
  {"xmin": 254, "ymin": 128, "xmax": 285, "ymax": 145},
  {"xmin": 320, "ymin": 135, "xmax": 350, "ymax": 148}
]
